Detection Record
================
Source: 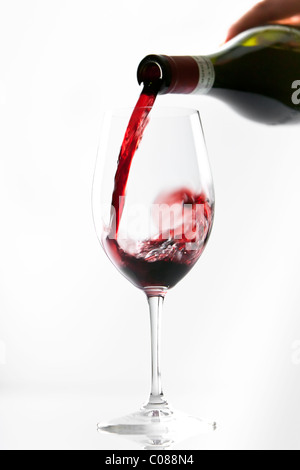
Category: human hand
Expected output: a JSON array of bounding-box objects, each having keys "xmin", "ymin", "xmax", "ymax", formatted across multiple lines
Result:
[{"xmin": 226, "ymin": 0, "xmax": 300, "ymax": 42}]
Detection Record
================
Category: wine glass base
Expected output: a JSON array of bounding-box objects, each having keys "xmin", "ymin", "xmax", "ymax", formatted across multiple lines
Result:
[{"xmin": 97, "ymin": 405, "xmax": 216, "ymax": 449}]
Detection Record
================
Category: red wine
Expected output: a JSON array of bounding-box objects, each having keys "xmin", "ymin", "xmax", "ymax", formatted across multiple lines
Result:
[
  {"xmin": 104, "ymin": 189, "xmax": 213, "ymax": 290},
  {"xmin": 137, "ymin": 25, "xmax": 300, "ymax": 124},
  {"xmin": 111, "ymin": 84, "xmax": 160, "ymax": 236},
  {"xmin": 105, "ymin": 81, "xmax": 213, "ymax": 290}
]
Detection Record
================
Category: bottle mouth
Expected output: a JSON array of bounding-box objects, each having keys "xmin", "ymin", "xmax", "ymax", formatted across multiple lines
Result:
[
  {"xmin": 138, "ymin": 62, "xmax": 163, "ymax": 83},
  {"xmin": 137, "ymin": 55, "xmax": 172, "ymax": 94}
]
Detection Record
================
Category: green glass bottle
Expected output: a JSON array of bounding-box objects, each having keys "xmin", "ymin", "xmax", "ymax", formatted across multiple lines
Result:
[{"xmin": 137, "ymin": 25, "xmax": 300, "ymax": 124}]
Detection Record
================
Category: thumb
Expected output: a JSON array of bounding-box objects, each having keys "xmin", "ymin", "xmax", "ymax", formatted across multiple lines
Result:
[{"xmin": 225, "ymin": 1, "xmax": 282, "ymax": 42}]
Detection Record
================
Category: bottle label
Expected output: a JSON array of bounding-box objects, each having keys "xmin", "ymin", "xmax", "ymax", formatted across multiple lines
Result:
[{"xmin": 191, "ymin": 56, "xmax": 215, "ymax": 94}]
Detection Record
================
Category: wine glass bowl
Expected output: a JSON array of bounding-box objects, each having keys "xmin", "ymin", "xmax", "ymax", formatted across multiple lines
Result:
[
  {"xmin": 94, "ymin": 107, "xmax": 214, "ymax": 292},
  {"xmin": 92, "ymin": 106, "xmax": 215, "ymax": 447}
]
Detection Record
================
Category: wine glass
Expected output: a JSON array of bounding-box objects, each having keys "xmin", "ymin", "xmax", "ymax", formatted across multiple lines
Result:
[{"xmin": 93, "ymin": 106, "xmax": 216, "ymax": 448}]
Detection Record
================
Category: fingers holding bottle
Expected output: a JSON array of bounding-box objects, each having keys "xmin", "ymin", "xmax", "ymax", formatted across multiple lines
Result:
[{"xmin": 226, "ymin": 0, "xmax": 300, "ymax": 42}]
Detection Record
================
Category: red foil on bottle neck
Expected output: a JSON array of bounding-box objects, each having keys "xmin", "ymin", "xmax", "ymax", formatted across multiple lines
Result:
[{"xmin": 162, "ymin": 56, "xmax": 199, "ymax": 94}]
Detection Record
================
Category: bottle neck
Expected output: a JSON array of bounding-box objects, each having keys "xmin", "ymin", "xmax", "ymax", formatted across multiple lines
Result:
[
  {"xmin": 164, "ymin": 55, "xmax": 215, "ymax": 95},
  {"xmin": 137, "ymin": 55, "xmax": 215, "ymax": 95}
]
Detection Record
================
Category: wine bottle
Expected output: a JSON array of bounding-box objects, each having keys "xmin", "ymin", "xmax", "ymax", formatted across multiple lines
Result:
[{"xmin": 137, "ymin": 25, "xmax": 300, "ymax": 125}]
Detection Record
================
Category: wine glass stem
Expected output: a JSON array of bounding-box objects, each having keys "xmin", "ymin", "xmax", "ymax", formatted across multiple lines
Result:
[{"xmin": 147, "ymin": 295, "xmax": 166, "ymax": 405}]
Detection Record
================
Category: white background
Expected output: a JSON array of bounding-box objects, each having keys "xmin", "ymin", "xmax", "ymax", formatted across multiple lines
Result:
[{"xmin": 0, "ymin": 0, "xmax": 300, "ymax": 450}]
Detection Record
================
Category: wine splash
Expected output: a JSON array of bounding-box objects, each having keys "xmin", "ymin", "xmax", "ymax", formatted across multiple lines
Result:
[{"xmin": 105, "ymin": 189, "xmax": 213, "ymax": 290}]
